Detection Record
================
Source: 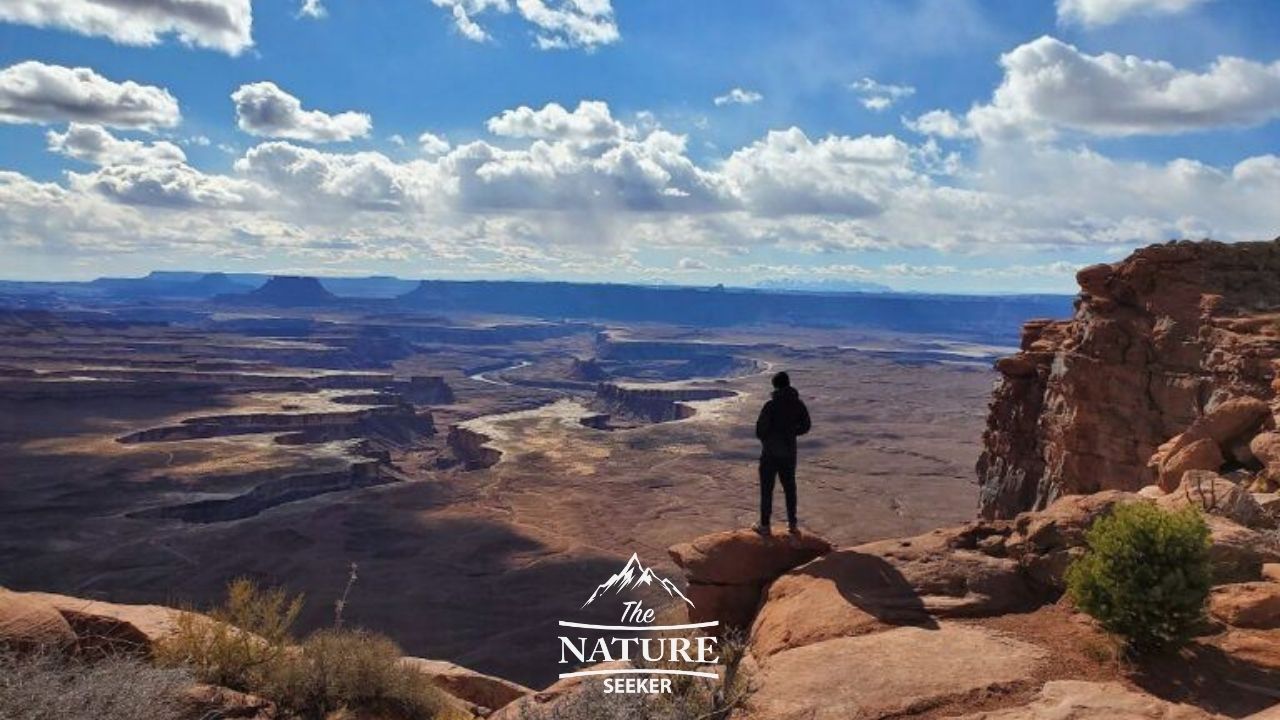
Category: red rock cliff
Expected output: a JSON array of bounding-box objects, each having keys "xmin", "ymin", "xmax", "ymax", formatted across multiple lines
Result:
[{"xmin": 978, "ymin": 239, "xmax": 1280, "ymax": 519}]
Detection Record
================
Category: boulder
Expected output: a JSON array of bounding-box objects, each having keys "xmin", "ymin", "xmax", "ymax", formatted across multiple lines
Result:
[
  {"xmin": 0, "ymin": 589, "xmax": 76, "ymax": 651},
  {"xmin": 947, "ymin": 680, "xmax": 1221, "ymax": 719},
  {"xmin": 1215, "ymin": 629, "xmax": 1280, "ymax": 671},
  {"xmin": 1009, "ymin": 491, "xmax": 1138, "ymax": 556},
  {"xmin": 1250, "ymin": 431, "xmax": 1280, "ymax": 469},
  {"xmin": 668, "ymin": 529, "xmax": 832, "ymax": 586},
  {"xmin": 1158, "ymin": 470, "xmax": 1272, "ymax": 529},
  {"xmin": 745, "ymin": 624, "xmax": 1046, "ymax": 720},
  {"xmin": 1157, "ymin": 438, "xmax": 1224, "ymax": 492},
  {"xmin": 1206, "ymin": 516, "xmax": 1280, "ymax": 583},
  {"xmin": 23, "ymin": 591, "xmax": 186, "ymax": 654},
  {"xmin": 1209, "ymin": 582, "xmax": 1280, "ymax": 629},
  {"xmin": 1184, "ymin": 398, "xmax": 1272, "ymax": 449},
  {"xmin": 400, "ymin": 656, "xmax": 531, "ymax": 712},
  {"xmin": 668, "ymin": 529, "xmax": 831, "ymax": 628},
  {"xmin": 1006, "ymin": 491, "xmax": 1141, "ymax": 591}
]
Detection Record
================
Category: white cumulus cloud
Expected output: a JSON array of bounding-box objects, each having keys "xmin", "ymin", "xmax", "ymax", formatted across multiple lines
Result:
[
  {"xmin": 0, "ymin": 61, "xmax": 180, "ymax": 130},
  {"xmin": 928, "ymin": 37, "xmax": 1280, "ymax": 141},
  {"xmin": 232, "ymin": 82, "xmax": 372, "ymax": 142},
  {"xmin": 713, "ymin": 88, "xmax": 763, "ymax": 107},
  {"xmin": 1057, "ymin": 0, "xmax": 1213, "ymax": 27},
  {"xmin": 723, "ymin": 128, "xmax": 918, "ymax": 217},
  {"xmin": 0, "ymin": 0, "xmax": 253, "ymax": 55},
  {"xmin": 69, "ymin": 163, "xmax": 266, "ymax": 209},
  {"xmin": 430, "ymin": 0, "xmax": 618, "ymax": 49},
  {"xmin": 904, "ymin": 109, "xmax": 974, "ymax": 139},
  {"xmin": 850, "ymin": 78, "xmax": 915, "ymax": 112},
  {"xmin": 418, "ymin": 132, "xmax": 451, "ymax": 155},
  {"xmin": 486, "ymin": 100, "xmax": 627, "ymax": 143},
  {"xmin": 48, "ymin": 123, "xmax": 186, "ymax": 166},
  {"xmin": 298, "ymin": 0, "xmax": 327, "ymax": 19}
]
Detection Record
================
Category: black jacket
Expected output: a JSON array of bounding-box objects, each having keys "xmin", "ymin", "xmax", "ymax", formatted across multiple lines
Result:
[{"xmin": 755, "ymin": 386, "xmax": 811, "ymax": 458}]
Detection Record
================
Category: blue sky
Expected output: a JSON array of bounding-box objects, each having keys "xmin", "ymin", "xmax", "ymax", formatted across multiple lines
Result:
[{"xmin": 1, "ymin": 0, "xmax": 1278, "ymax": 292}]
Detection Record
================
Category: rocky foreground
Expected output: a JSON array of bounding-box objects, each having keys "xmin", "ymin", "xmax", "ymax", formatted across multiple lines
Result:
[
  {"xmin": 504, "ymin": 485, "xmax": 1280, "ymax": 719},
  {"xmin": 6, "ymin": 482, "xmax": 1280, "ymax": 718}
]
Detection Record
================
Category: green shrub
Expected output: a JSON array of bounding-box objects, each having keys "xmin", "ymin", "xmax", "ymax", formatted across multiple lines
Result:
[{"xmin": 1067, "ymin": 502, "xmax": 1212, "ymax": 652}]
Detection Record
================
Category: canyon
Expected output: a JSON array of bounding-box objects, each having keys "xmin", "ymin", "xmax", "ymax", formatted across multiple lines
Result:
[
  {"xmin": 0, "ymin": 274, "xmax": 1012, "ymax": 691},
  {"xmin": 4, "ymin": 242, "xmax": 1279, "ymax": 719}
]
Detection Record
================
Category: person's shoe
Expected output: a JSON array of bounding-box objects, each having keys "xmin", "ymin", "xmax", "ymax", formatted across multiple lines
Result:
[
  {"xmin": 788, "ymin": 523, "xmax": 800, "ymax": 535},
  {"xmin": 752, "ymin": 523, "xmax": 772, "ymax": 536}
]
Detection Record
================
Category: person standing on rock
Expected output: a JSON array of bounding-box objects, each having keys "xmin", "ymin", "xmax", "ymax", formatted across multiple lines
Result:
[{"xmin": 754, "ymin": 371, "xmax": 811, "ymax": 535}]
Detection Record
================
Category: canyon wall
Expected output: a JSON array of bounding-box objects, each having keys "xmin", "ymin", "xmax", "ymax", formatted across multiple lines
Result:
[
  {"xmin": 590, "ymin": 383, "xmax": 735, "ymax": 425},
  {"xmin": 978, "ymin": 239, "xmax": 1280, "ymax": 519}
]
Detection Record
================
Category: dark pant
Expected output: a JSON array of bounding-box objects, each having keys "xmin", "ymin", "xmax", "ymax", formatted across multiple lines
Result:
[{"xmin": 759, "ymin": 453, "xmax": 797, "ymax": 527}]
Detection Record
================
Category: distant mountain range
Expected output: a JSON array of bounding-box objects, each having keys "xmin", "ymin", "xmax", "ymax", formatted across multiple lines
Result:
[
  {"xmin": 582, "ymin": 553, "xmax": 694, "ymax": 609},
  {"xmin": 0, "ymin": 271, "xmax": 1076, "ymax": 343},
  {"xmin": 755, "ymin": 278, "xmax": 893, "ymax": 293}
]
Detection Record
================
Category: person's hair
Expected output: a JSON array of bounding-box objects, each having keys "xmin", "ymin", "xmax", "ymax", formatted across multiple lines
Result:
[{"xmin": 771, "ymin": 371, "xmax": 790, "ymax": 389}]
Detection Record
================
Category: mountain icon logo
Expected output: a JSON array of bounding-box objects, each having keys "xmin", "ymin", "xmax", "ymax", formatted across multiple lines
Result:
[{"xmin": 582, "ymin": 552, "xmax": 695, "ymax": 609}]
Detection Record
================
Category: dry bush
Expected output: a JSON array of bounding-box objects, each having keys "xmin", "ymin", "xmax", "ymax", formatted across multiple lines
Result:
[
  {"xmin": 0, "ymin": 647, "xmax": 191, "ymax": 720},
  {"xmin": 155, "ymin": 577, "xmax": 300, "ymax": 689},
  {"xmin": 158, "ymin": 578, "xmax": 449, "ymax": 719},
  {"xmin": 264, "ymin": 628, "xmax": 446, "ymax": 720}
]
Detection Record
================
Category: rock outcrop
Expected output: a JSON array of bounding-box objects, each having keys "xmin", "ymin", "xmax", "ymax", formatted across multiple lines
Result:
[
  {"xmin": 667, "ymin": 529, "xmax": 831, "ymax": 628},
  {"xmin": 404, "ymin": 375, "xmax": 455, "ymax": 404},
  {"xmin": 979, "ymin": 239, "xmax": 1280, "ymax": 519},
  {"xmin": 567, "ymin": 357, "xmax": 608, "ymax": 381},
  {"xmin": 590, "ymin": 383, "xmax": 735, "ymax": 427},
  {"xmin": 447, "ymin": 426, "xmax": 502, "ymax": 470},
  {"xmin": 1156, "ymin": 470, "xmax": 1273, "ymax": 529},
  {"xmin": 0, "ymin": 589, "xmax": 77, "ymax": 651},
  {"xmin": 1209, "ymin": 582, "xmax": 1280, "ymax": 629}
]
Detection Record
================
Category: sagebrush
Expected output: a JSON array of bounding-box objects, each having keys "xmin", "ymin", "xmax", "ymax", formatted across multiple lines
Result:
[
  {"xmin": 158, "ymin": 577, "xmax": 449, "ymax": 719},
  {"xmin": 0, "ymin": 648, "xmax": 191, "ymax": 720}
]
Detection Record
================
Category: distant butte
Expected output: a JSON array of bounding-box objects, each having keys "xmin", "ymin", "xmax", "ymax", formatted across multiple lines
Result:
[{"xmin": 222, "ymin": 275, "xmax": 338, "ymax": 307}]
